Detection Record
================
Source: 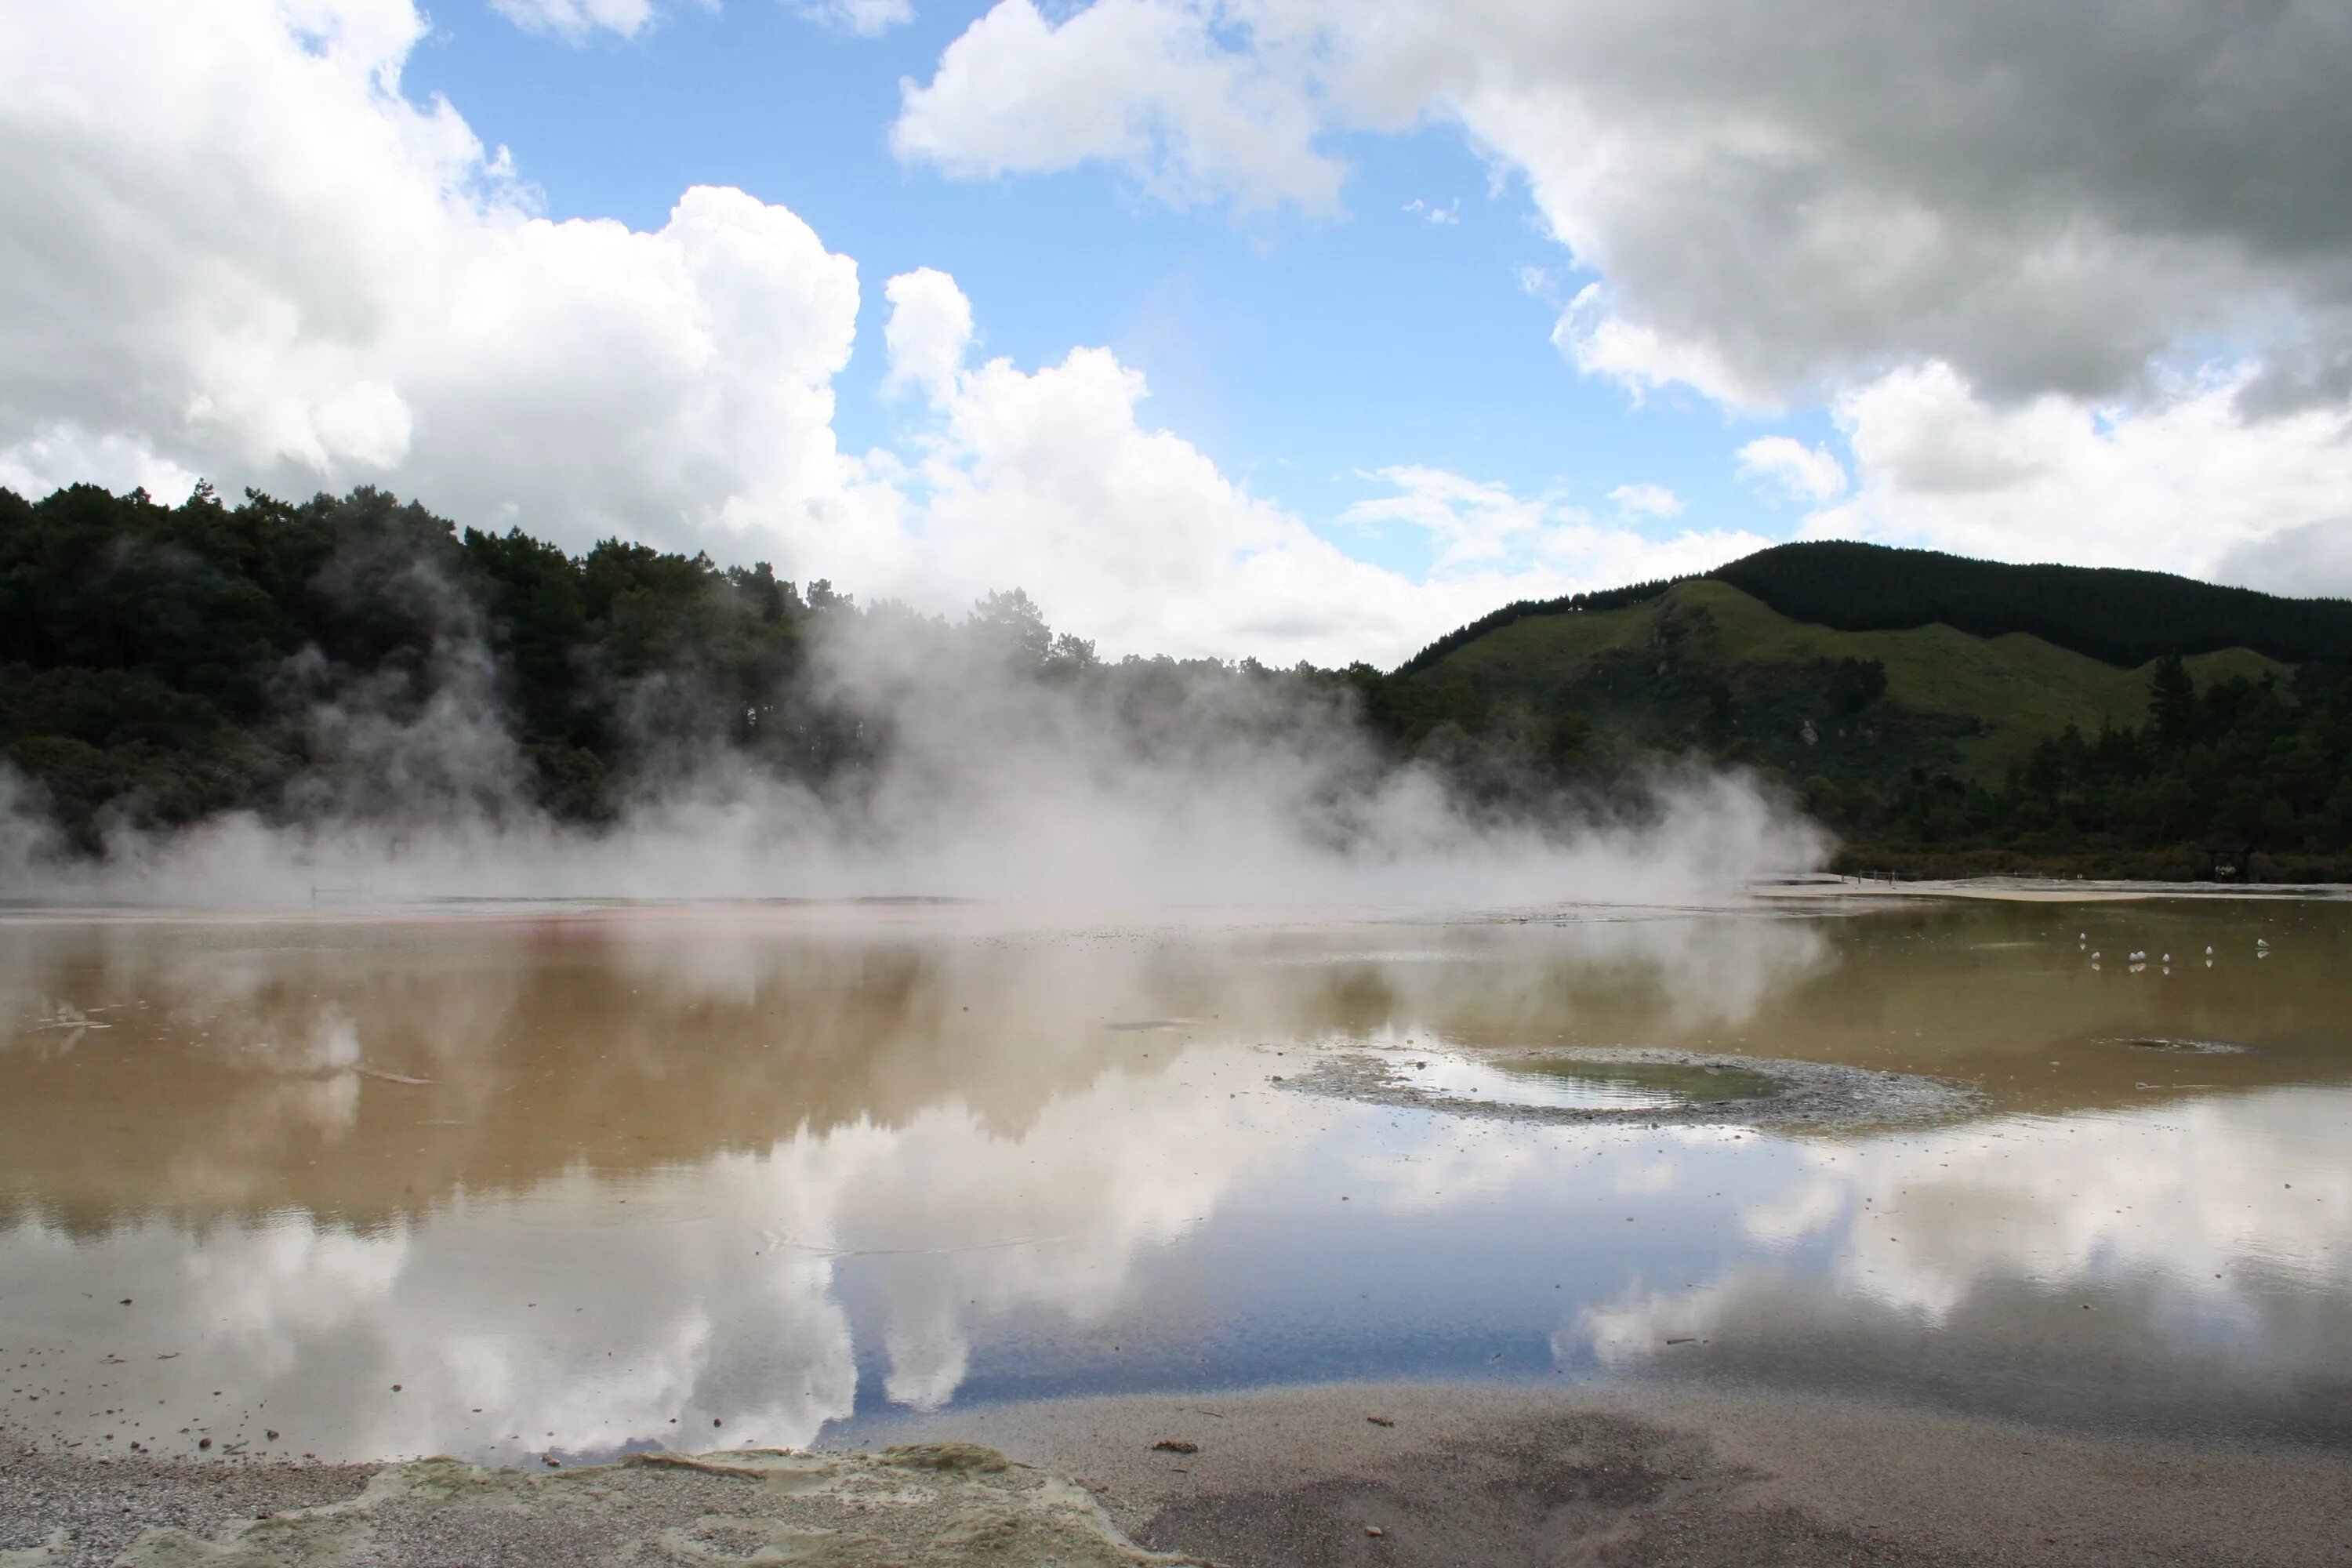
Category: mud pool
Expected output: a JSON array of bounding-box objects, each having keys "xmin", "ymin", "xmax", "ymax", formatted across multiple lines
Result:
[{"xmin": 1, "ymin": 896, "xmax": 2347, "ymax": 1466}]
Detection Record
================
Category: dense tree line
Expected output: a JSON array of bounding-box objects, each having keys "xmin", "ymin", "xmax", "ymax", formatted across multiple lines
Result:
[
  {"xmin": 0, "ymin": 484, "xmax": 854, "ymax": 844},
  {"xmin": 0, "ymin": 484, "xmax": 1362, "ymax": 851},
  {"xmin": 1802, "ymin": 656, "xmax": 2352, "ymax": 880}
]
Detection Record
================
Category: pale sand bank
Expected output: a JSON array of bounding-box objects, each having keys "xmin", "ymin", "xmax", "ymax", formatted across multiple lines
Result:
[
  {"xmin": 1758, "ymin": 876, "xmax": 2351, "ymax": 903},
  {"xmin": 13, "ymin": 1382, "xmax": 2345, "ymax": 1566}
]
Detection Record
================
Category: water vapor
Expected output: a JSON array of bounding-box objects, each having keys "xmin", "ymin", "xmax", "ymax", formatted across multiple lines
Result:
[{"xmin": 0, "ymin": 574, "xmax": 1828, "ymax": 908}]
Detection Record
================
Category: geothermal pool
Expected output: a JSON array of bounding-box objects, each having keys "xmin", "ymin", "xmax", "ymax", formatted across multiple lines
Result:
[{"xmin": 1, "ymin": 897, "xmax": 2347, "ymax": 1465}]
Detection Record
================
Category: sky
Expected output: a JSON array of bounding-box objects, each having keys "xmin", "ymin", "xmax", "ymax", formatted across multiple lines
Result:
[{"xmin": 2, "ymin": 0, "xmax": 2349, "ymax": 666}]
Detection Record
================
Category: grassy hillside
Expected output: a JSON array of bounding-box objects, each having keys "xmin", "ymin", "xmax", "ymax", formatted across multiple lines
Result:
[
  {"xmin": 1410, "ymin": 579, "xmax": 2290, "ymax": 784},
  {"xmin": 1716, "ymin": 540, "xmax": 2352, "ymax": 667},
  {"xmin": 1396, "ymin": 539, "xmax": 2352, "ymax": 676}
]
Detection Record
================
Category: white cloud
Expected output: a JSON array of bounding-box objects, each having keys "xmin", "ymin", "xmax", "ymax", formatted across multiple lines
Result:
[
  {"xmin": 894, "ymin": 1, "xmax": 2352, "ymax": 591},
  {"xmin": 2213, "ymin": 518, "xmax": 2352, "ymax": 601},
  {"xmin": 888, "ymin": 324, "xmax": 1477, "ymax": 662},
  {"xmin": 898, "ymin": 2, "xmax": 2352, "ymax": 409},
  {"xmin": 0, "ymin": 0, "xmax": 896, "ymax": 576},
  {"xmin": 490, "ymin": 0, "xmax": 662, "ymax": 42},
  {"xmin": 1343, "ymin": 465, "xmax": 1557, "ymax": 572},
  {"xmin": 7, "ymin": 0, "xmax": 1700, "ymax": 671},
  {"xmin": 1345, "ymin": 466, "xmax": 1762, "ymax": 590},
  {"xmin": 795, "ymin": 0, "xmax": 915, "ymax": 35},
  {"xmin": 891, "ymin": 0, "xmax": 1342, "ymax": 212},
  {"xmin": 1803, "ymin": 361, "xmax": 2352, "ymax": 583},
  {"xmin": 495, "ymin": 0, "xmax": 910, "ymax": 42},
  {"xmin": 1403, "ymin": 198, "xmax": 1457, "ymax": 227},
  {"xmin": 1737, "ymin": 436, "xmax": 1847, "ymax": 505},
  {"xmin": 1606, "ymin": 481, "xmax": 1682, "ymax": 520},
  {"xmin": 67, "ymin": 0, "xmax": 2336, "ymax": 686},
  {"xmin": 881, "ymin": 267, "xmax": 975, "ymax": 405}
]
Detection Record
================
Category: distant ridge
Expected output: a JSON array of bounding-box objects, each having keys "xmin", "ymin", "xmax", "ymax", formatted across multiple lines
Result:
[
  {"xmin": 1392, "ymin": 579, "xmax": 1675, "ymax": 677},
  {"xmin": 1396, "ymin": 542, "xmax": 2352, "ymax": 676}
]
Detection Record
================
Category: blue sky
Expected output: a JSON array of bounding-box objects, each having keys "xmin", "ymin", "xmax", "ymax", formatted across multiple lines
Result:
[{"xmin": 2, "ymin": 1, "xmax": 2345, "ymax": 663}]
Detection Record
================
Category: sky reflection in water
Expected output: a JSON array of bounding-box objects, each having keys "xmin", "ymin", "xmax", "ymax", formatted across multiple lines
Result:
[{"xmin": 1, "ymin": 898, "xmax": 2347, "ymax": 1464}]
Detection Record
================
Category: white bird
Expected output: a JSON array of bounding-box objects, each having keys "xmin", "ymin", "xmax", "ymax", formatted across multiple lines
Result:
[
  {"xmin": 2129, "ymin": 950, "xmax": 2147, "ymax": 961},
  {"xmin": 2205, "ymin": 946, "xmax": 2213, "ymax": 956}
]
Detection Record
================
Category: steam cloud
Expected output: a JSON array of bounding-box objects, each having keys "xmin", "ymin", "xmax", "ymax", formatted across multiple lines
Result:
[{"xmin": 0, "ymin": 569, "xmax": 1828, "ymax": 907}]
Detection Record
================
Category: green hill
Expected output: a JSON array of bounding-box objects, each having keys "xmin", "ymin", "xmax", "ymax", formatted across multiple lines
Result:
[
  {"xmin": 1385, "ymin": 543, "xmax": 2352, "ymax": 878},
  {"xmin": 1715, "ymin": 541, "xmax": 2352, "ymax": 668},
  {"xmin": 1399, "ymin": 539, "xmax": 2352, "ymax": 677},
  {"xmin": 1407, "ymin": 577, "xmax": 2288, "ymax": 785}
]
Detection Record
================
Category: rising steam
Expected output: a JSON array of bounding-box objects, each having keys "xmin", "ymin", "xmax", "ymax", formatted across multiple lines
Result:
[{"xmin": 0, "ymin": 571, "xmax": 1827, "ymax": 907}]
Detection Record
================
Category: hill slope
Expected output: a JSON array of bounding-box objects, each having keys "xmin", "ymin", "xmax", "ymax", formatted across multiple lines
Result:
[
  {"xmin": 1399, "ymin": 540, "xmax": 2352, "ymax": 677},
  {"xmin": 1388, "ymin": 543, "xmax": 2351, "ymax": 878},
  {"xmin": 1408, "ymin": 578, "xmax": 2286, "ymax": 784},
  {"xmin": 1715, "ymin": 541, "xmax": 2352, "ymax": 668}
]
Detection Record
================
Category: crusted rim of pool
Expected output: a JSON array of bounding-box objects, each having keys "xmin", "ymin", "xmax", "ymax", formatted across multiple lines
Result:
[{"xmin": 1279, "ymin": 1045, "xmax": 1984, "ymax": 1131}]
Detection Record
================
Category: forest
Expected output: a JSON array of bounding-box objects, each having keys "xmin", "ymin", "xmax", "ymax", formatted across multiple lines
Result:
[{"xmin": 2, "ymin": 481, "xmax": 2348, "ymax": 879}]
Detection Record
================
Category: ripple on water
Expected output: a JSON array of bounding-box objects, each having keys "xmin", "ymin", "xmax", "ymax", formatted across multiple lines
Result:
[{"xmin": 1289, "ymin": 1046, "xmax": 1984, "ymax": 1130}]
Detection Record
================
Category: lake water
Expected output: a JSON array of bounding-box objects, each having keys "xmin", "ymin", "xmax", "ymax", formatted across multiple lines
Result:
[{"xmin": 2, "ymin": 896, "xmax": 2347, "ymax": 1465}]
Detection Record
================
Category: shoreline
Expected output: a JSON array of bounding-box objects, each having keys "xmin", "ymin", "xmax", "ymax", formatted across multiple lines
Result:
[
  {"xmin": 9, "ymin": 1381, "xmax": 2349, "ymax": 1566},
  {"xmin": 1760, "ymin": 873, "xmax": 2352, "ymax": 902}
]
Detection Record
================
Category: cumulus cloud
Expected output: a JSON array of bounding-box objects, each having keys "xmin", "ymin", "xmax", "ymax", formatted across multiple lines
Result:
[
  {"xmin": 1802, "ymin": 361, "xmax": 2352, "ymax": 581},
  {"xmin": 3, "ymin": 0, "xmax": 1713, "ymax": 669},
  {"xmin": 890, "ymin": 324, "xmax": 1481, "ymax": 662},
  {"xmin": 1606, "ymin": 481, "xmax": 1682, "ymax": 520},
  {"xmin": 2213, "ymin": 517, "xmax": 2352, "ymax": 601},
  {"xmin": 490, "ymin": 0, "xmax": 662, "ymax": 40},
  {"xmin": 881, "ymin": 267, "xmax": 976, "ymax": 405},
  {"xmin": 0, "ymin": 0, "xmax": 899, "ymax": 578},
  {"xmin": 898, "ymin": 0, "xmax": 2352, "ymax": 408},
  {"xmin": 1737, "ymin": 437, "xmax": 1847, "ymax": 505},
  {"xmin": 496, "ymin": 0, "xmax": 905, "ymax": 43},
  {"xmin": 795, "ymin": 0, "xmax": 915, "ymax": 34},
  {"xmin": 895, "ymin": 0, "xmax": 2352, "ymax": 590},
  {"xmin": 1345, "ymin": 466, "xmax": 1764, "ymax": 587},
  {"xmin": 891, "ymin": 0, "xmax": 1343, "ymax": 212}
]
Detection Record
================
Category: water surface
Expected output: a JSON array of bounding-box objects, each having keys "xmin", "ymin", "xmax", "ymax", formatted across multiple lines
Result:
[{"xmin": 1, "ymin": 897, "xmax": 2347, "ymax": 1464}]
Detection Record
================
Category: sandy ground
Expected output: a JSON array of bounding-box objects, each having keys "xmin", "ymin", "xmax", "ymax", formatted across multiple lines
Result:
[
  {"xmin": 835, "ymin": 1382, "xmax": 2352, "ymax": 1567},
  {"xmin": 11, "ymin": 1383, "xmax": 2348, "ymax": 1566}
]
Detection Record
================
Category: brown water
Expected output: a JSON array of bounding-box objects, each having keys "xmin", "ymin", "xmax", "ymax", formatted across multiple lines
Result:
[{"xmin": 1, "ymin": 896, "xmax": 2347, "ymax": 1465}]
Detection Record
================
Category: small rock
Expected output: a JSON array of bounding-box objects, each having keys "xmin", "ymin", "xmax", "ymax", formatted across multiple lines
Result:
[
  {"xmin": 1151, "ymin": 1439, "xmax": 1200, "ymax": 1454},
  {"xmin": 1367, "ymin": 1526, "xmax": 1386, "ymax": 1537},
  {"xmin": 713, "ymin": 1417, "xmax": 724, "ymax": 1427},
  {"xmin": 266, "ymin": 1430, "xmax": 279, "ymax": 1440},
  {"xmin": 1366, "ymin": 1416, "xmax": 1394, "ymax": 1427},
  {"xmin": 119, "ymin": 1298, "xmax": 132, "ymax": 1306},
  {"xmin": 391, "ymin": 1385, "xmax": 402, "ymax": 1392},
  {"xmin": 198, "ymin": 1438, "xmax": 211, "ymax": 1450}
]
